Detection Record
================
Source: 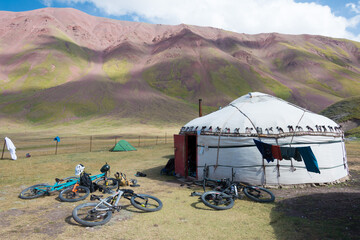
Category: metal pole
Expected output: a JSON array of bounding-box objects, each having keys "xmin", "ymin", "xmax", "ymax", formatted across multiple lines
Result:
[
  {"xmin": 55, "ymin": 141, "xmax": 58, "ymax": 155},
  {"xmin": 90, "ymin": 136, "xmax": 92, "ymax": 152},
  {"xmin": 1, "ymin": 140, "xmax": 6, "ymax": 159}
]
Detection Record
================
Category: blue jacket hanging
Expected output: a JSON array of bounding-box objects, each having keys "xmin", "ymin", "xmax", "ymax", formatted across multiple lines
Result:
[
  {"xmin": 297, "ymin": 147, "xmax": 321, "ymax": 174},
  {"xmin": 253, "ymin": 139, "xmax": 274, "ymax": 163}
]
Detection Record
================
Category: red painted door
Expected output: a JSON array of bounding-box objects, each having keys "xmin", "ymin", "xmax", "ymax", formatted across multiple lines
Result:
[{"xmin": 174, "ymin": 134, "xmax": 186, "ymax": 177}]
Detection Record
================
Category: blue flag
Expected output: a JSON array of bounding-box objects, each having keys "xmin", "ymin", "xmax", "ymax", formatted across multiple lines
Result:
[{"xmin": 54, "ymin": 136, "xmax": 60, "ymax": 142}]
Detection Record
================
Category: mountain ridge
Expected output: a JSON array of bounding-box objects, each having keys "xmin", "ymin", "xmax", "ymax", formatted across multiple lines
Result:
[{"xmin": 1, "ymin": 8, "xmax": 360, "ymax": 128}]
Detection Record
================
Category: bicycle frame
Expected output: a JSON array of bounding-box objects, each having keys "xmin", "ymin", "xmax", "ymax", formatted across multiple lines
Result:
[
  {"xmin": 92, "ymin": 190, "xmax": 125, "ymax": 212},
  {"xmin": 201, "ymin": 176, "xmax": 247, "ymax": 198}
]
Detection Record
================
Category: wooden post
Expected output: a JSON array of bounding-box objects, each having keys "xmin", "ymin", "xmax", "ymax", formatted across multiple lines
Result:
[
  {"xmin": 55, "ymin": 141, "xmax": 58, "ymax": 155},
  {"xmin": 1, "ymin": 140, "xmax": 6, "ymax": 159},
  {"xmin": 138, "ymin": 136, "xmax": 141, "ymax": 147},
  {"xmin": 90, "ymin": 136, "xmax": 92, "ymax": 152}
]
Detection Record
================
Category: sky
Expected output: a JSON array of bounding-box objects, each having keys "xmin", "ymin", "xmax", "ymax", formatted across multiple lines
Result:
[{"xmin": 1, "ymin": 0, "xmax": 360, "ymax": 41}]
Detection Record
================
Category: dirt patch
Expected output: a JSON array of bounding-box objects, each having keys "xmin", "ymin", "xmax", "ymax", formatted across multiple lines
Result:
[
  {"xmin": 108, "ymin": 209, "xmax": 133, "ymax": 224},
  {"xmin": 0, "ymin": 209, "xmax": 26, "ymax": 227},
  {"xmin": 0, "ymin": 203, "xmax": 71, "ymax": 238},
  {"xmin": 342, "ymin": 120, "xmax": 360, "ymax": 132}
]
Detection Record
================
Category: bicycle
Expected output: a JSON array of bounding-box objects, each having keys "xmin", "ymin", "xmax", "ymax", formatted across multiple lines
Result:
[
  {"xmin": 19, "ymin": 174, "xmax": 103, "ymax": 200},
  {"xmin": 61, "ymin": 170, "xmax": 119, "ymax": 201},
  {"xmin": 19, "ymin": 164, "xmax": 118, "ymax": 201},
  {"xmin": 72, "ymin": 172, "xmax": 163, "ymax": 227},
  {"xmin": 200, "ymin": 178, "xmax": 275, "ymax": 210}
]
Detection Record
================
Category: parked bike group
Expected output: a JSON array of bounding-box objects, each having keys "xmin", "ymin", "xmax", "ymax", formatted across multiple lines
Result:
[
  {"xmin": 19, "ymin": 163, "xmax": 163, "ymax": 226},
  {"xmin": 19, "ymin": 163, "xmax": 275, "ymax": 226}
]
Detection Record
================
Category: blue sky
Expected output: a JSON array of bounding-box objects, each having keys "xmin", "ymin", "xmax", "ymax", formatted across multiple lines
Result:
[{"xmin": 1, "ymin": 0, "xmax": 360, "ymax": 41}]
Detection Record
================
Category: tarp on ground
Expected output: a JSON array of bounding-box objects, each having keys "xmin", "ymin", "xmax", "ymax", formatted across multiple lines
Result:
[{"xmin": 111, "ymin": 140, "xmax": 137, "ymax": 152}]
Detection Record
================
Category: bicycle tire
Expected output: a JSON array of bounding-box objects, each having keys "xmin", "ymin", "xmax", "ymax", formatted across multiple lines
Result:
[
  {"xmin": 201, "ymin": 191, "xmax": 234, "ymax": 210},
  {"xmin": 72, "ymin": 202, "xmax": 112, "ymax": 227},
  {"xmin": 19, "ymin": 183, "xmax": 49, "ymax": 199},
  {"xmin": 59, "ymin": 185, "xmax": 90, "ymax": 202},
  {"xmin": 95, "ymin": 177, "xmax": 118, "ymax": 190},
  {"xmin": 243, "ymin": 186, "xmax": 275, "ymax": 203},
  {"xmin": 130, "ymin": 194, "xmax": 163, "ymax": 212}
]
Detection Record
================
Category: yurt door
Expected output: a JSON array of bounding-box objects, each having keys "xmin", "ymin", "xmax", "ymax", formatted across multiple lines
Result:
[{"xmin": 174, "ymin": 134, "xmax": 186, "ymax": 177}]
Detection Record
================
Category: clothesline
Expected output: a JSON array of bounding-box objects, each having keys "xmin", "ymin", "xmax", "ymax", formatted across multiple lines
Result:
[{"xmin": 253, "ymin": 139, "xmax": 320, "ymax": 174}]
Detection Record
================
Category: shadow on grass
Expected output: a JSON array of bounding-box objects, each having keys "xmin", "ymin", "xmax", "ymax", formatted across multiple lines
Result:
[
  {"xmin": 0, "ymin": 157, "xmax": 15, "ymax": 161},
  {"xmin": 190, "ymin": 199, "xmax": 219, "ymax": 211},
  {"xmin": 271, "ymin": 192, "xmax": 360, "ymax": 240},
  {"xmin": 136, "ymin": 154, "xmax": 179, "ymax": 185},
  {"xmin": 65, "ymin": 203, "xmax": 147, "ymax": 227},
  {"xmin": 65, "ymin": 215, "xmax": 81, "ymax": 227}
]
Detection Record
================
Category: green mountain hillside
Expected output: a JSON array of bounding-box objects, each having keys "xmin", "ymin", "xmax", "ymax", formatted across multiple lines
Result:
[
  {"xmin": 1, "ymin": 8, "xmax": 360, "ymax": 129},
  {"xmin": 321, "ymin": 96, "xmax": 360, "ymax": 136}
]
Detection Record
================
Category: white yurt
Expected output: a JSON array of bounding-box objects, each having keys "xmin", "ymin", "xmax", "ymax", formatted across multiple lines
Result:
[{"xmin": 174, "ymin": 92, "xmax": 348, "ymax": 186}]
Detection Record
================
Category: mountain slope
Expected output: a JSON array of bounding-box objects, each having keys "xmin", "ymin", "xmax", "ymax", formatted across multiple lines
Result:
[
  {"xmin": 321, "ymin": 95, "xmax": 360, "ymax": 136},
  {"xmin": 1, "ymin": 8, "xmax": 360, "ymax": 125}
]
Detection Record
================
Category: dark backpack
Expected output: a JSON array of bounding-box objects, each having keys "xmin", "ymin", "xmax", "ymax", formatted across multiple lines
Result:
[
  {"xmin": 161, "ymin": 158, "xmax": 175, "ymax": 175},
  {"xmin": 80, "ymin": 172, "xmax": 95, "ymax": 193}
]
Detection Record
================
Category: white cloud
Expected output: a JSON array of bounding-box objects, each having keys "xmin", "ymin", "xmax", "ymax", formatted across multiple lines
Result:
[
  {"xmin": 41, "ymin": 0, "xmax": 53, "ymax": 7},
  {"xmin": 49, "ymin": 0, "xmax": 360, "ymax": 41},
  {"xmin": 346, "ymin": 1, "xmax": 360, "ymax": 14}
]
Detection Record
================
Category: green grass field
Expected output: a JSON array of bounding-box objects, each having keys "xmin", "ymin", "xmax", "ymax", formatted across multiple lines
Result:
[{"xmin": 0, "ymin": 134, "xmax": 359, "ymax": 239}]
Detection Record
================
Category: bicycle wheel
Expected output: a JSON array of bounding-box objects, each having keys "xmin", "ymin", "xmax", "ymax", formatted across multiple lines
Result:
[
  {"xmin": 59, "ymin": 185, "xmax": 90, "ymax": 202},
  {"xmin": 243, "ymin": 186, "xmax": 275, "ymax": 203},
  {"xmin": 72, "ymin": 202, "xmax": 112, "ymax": 227},
  {"xmin": 130, "ymin": 194, "xmax": 163, "ymax": 212},
  {"xmin": 95, "ymin": 177, "xmax": 118, "ymax": 190},
  {"xmin": 19, "ymin": 184, "xmax": 49, "ymax": 199},
  {"xmin": 201, "ymin": 191, "xmax": 234, "ymax": 210}
]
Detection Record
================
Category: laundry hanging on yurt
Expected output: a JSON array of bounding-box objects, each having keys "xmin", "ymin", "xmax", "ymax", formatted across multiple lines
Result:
[{"xmin": 253, "ymin": 139, "xmax": 320, "ymax": 174}]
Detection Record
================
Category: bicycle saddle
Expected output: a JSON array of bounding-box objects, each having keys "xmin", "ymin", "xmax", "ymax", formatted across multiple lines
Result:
[
  {"xmin": 55, "ymin": 178, "xmax": 64, "ymax": 183},
  {"xmin": 90, "ymin": 194, "xmax": 103, "ymax": 201},
  {"xmin": 122, "ymin": 189, "xmax": 134, "ymax": 194}
]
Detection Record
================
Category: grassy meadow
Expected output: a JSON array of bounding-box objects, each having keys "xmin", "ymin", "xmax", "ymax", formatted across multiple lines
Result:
[{"xmin": 0, "ymin": 124, "xmax": 359, "ymax": 240}]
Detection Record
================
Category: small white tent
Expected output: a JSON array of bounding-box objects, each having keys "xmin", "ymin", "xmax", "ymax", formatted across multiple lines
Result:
[{"xmin": 174, "ymin": 92, "xmax": 348, "ymax": 186}]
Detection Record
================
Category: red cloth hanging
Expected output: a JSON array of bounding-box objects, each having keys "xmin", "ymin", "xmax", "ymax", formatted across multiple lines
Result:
[{"xmin": 271, "ymin": 145, "xmax": 283, "ymax": 160}]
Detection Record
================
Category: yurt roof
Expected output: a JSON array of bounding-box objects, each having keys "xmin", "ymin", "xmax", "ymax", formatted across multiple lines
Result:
[{"xmin": 182, "ymin": 92, "xmax": 339, "ymax": 134}]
